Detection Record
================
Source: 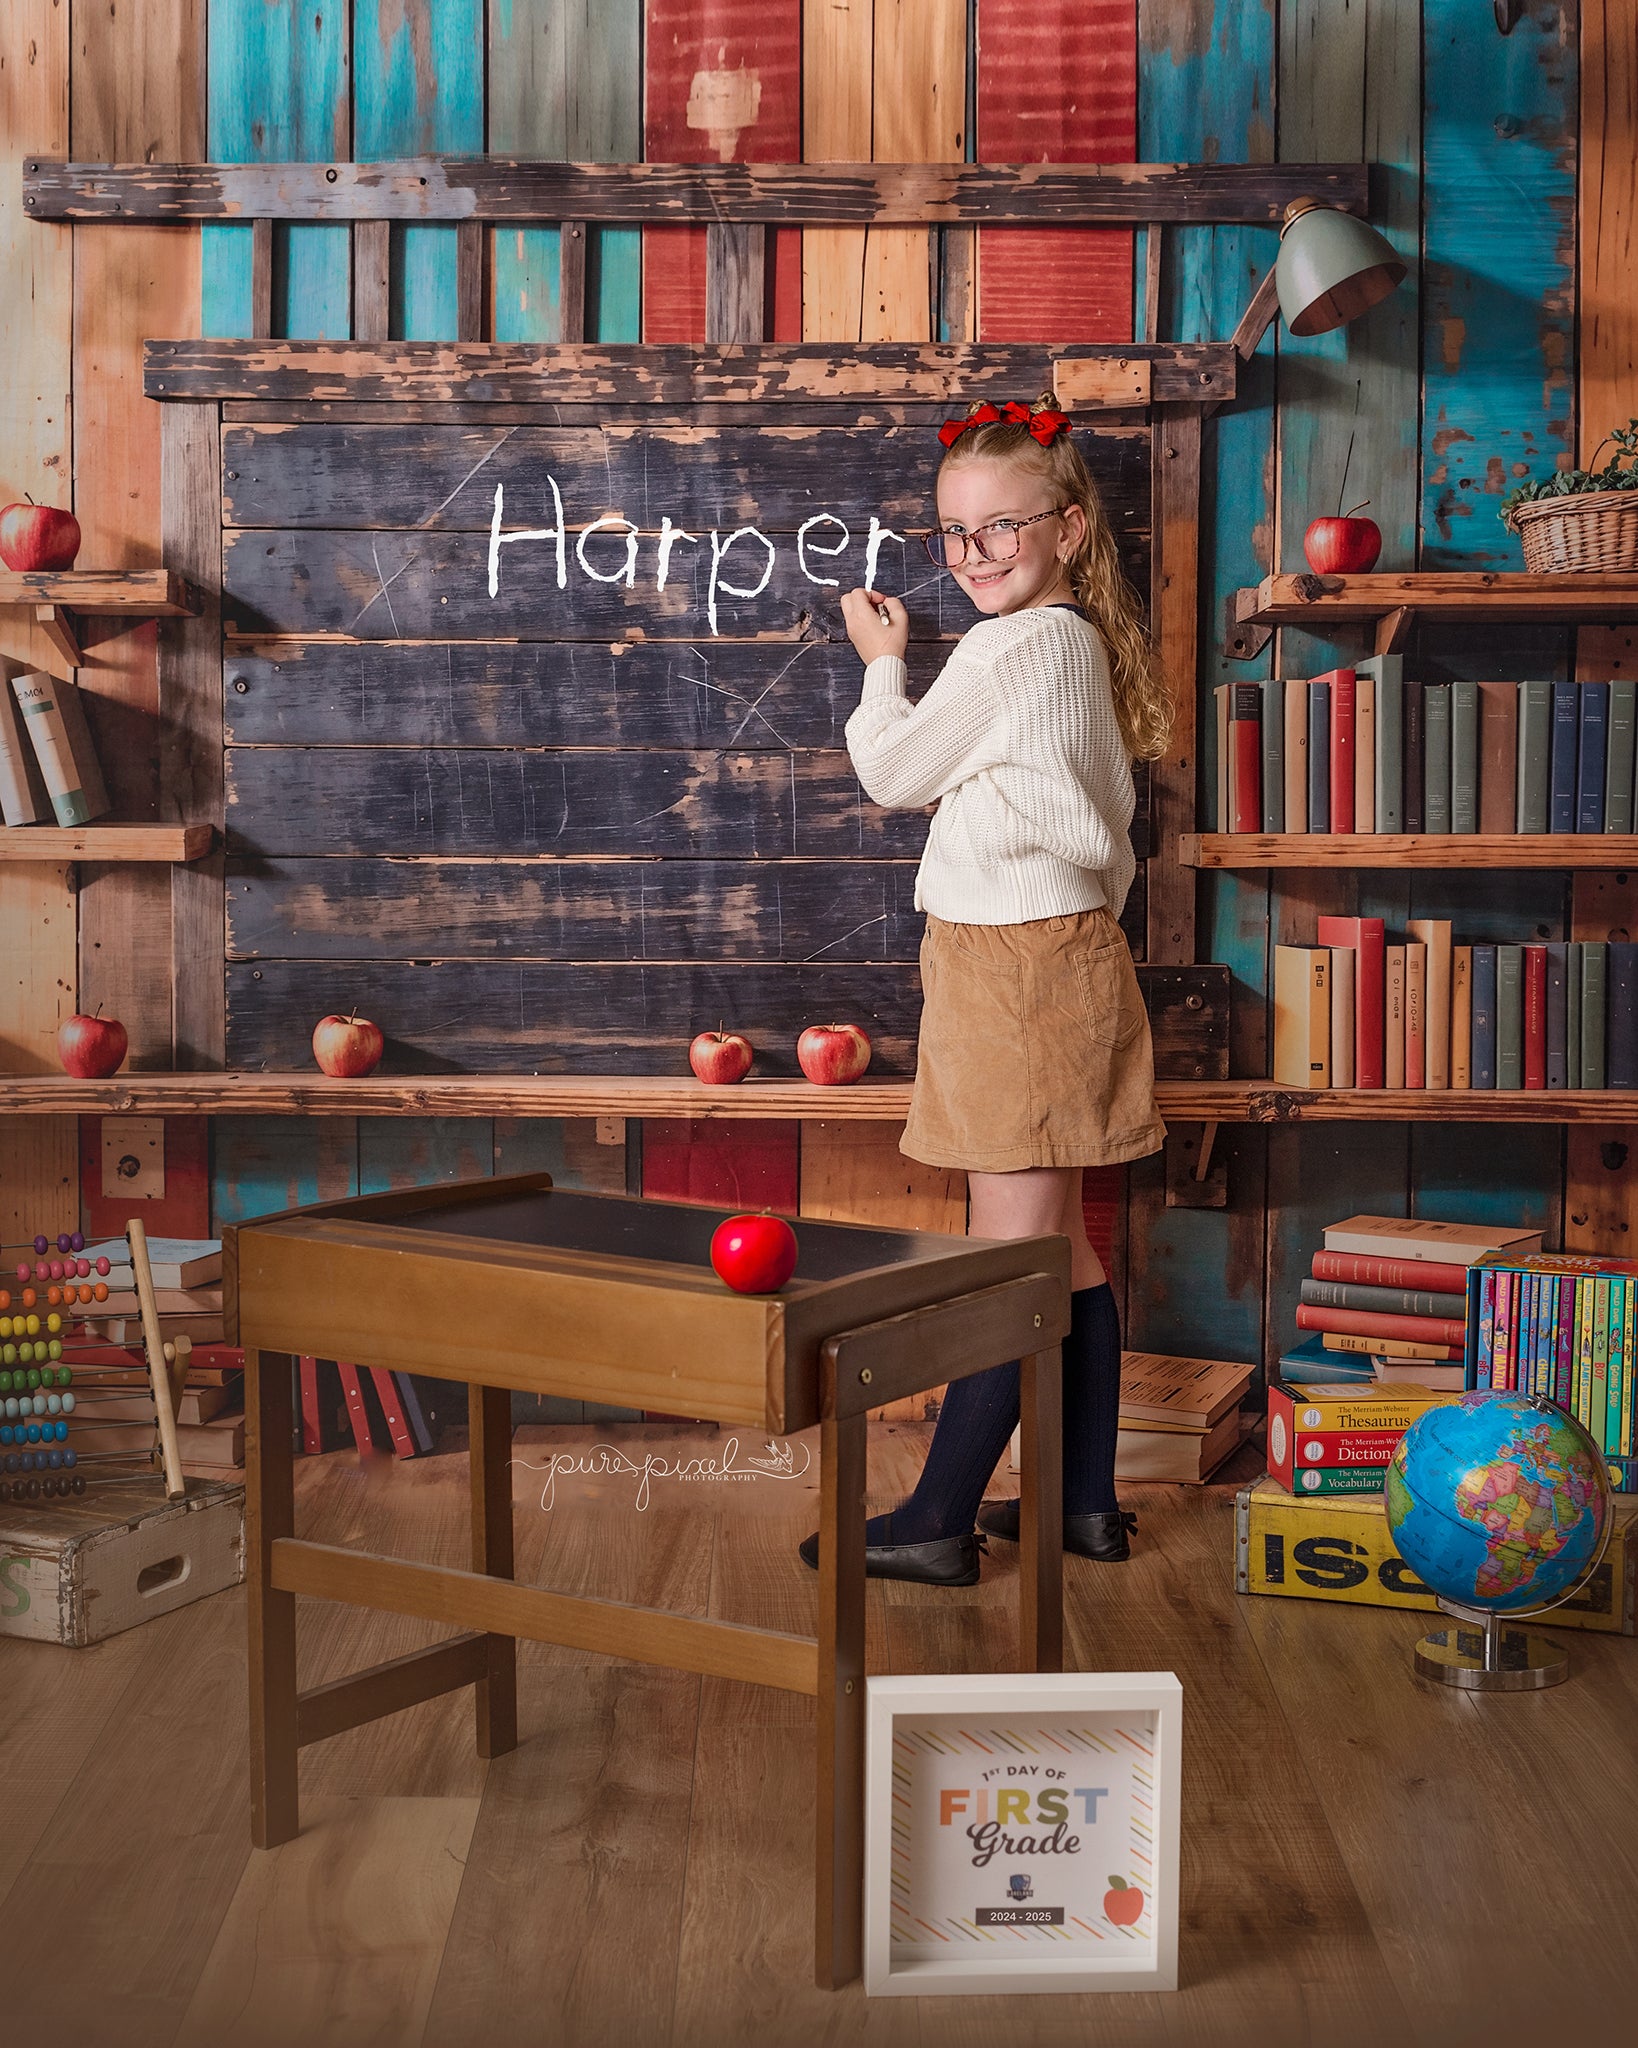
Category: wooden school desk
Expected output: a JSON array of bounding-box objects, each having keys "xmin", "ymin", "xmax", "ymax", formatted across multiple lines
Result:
[{"xmin": 228, "ymin": 1172, "xmax": 1070, "ymax": 1989}]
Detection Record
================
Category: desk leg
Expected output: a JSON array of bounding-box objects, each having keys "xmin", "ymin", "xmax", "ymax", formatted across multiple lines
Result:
[
  {"xmin": 815, "ymin": 1405, "xmax": 867, "ymax": 1990},
  {"xmin": 470, "ymin": 1382, "xmax": 519, "ymax": 1758},
  {"xmin": 247, "ymin": 1347, "xmax": 300, "ymax": 1846},
  {"xmin": 1019, "ymin": 1345, "xmax": 1064, "ymax": 1672}
]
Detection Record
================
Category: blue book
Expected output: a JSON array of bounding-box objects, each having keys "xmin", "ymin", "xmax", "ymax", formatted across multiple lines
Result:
[
  {"xmin": 1579, "ymin": 682, "xmax": 1610, "ymax": 831},
  {"xmin": 1550, "ymin": 681, "xmax": 1580, "ymax": 831},
  {"xmin": 1307, "ymin": 680, "xmax": 1331, "ymax": 831},
  {"xmin": 1471, "ymin": 944, "xmax": 1498, "ymax": 1087},
  {"xmin": 1610, "ymin": 942, "xmax": 1638, "ymax": 1087},
  {"xmin": 1276, "ymin": 1335, "xmax": 1374, "ymax": 1386},
  {"xmin": 1583, "ymin": 943, "xmax": 1608, "ymax": 1087}
]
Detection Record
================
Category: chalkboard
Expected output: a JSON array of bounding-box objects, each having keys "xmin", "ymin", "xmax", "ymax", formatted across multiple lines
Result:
[{"xmin": 218, "ymin": 396, "xmax": 1219, "ymax": 1078}]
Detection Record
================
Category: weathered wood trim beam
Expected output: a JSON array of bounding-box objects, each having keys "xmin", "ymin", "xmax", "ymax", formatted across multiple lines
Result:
[
  {"xmin": 25, "ymin": 158, "xmax": 1370, "ymax": 226},
  {"xmin": 145, "ymin": 339, "xmax": 1236, "ymax": 406}
]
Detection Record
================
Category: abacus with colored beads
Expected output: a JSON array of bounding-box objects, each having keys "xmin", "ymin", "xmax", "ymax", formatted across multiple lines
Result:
[{"xmin": 0, "ymin": 1219, "xmax": 187, "ymax": 1505}]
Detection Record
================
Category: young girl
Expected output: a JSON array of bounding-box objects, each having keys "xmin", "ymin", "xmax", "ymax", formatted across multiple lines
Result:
[{"xmin": 798, "ymin": 394, "xmax": 1172, "ymax": 1587}]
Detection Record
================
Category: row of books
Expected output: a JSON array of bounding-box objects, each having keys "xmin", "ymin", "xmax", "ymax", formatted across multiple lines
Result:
[
  {"xmin": 301, "ymin": 1356, "xmax": 452, "ymax": 1459},
  {"xmin": 0, "ymin": 670, "xmax": 109, "ymax": 827},
  {"xmin": 66, "ymin": 1343, "xmax": 246, "ymax": 1476},
  {"xmin": 1273, "ymin": 926, "xmax": 1638, "ymax": 1090},
  {"xmin": 1469, "ymin": 1251, "xmax": 1637, "ymax": 1460},
  {"xmin": 1215, "ymin": 663, "xmax": 1638, "ymax": 835}
]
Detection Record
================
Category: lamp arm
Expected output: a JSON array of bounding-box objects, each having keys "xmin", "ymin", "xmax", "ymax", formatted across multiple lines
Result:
[{"xmin": 1230, "ymin": 262, "xmax": 1282, "ymax": 361}]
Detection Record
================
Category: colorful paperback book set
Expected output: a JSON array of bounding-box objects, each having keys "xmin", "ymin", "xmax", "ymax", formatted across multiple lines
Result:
[
  {"xmin": 1272, "ymin": 918, "xmax": 1638, "ymax": 1090},
  {"xmin": 1215, "ymin": 660, "xmax": 1638, "ymax": 837},
  {"xmin": 1468, "ymin": 1250, "xmax": 1637, "ymax": 1479}
]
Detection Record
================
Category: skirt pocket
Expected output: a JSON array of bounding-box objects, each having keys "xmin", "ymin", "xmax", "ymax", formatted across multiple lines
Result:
[{"xmin": 1073, "ymin": 929, "xmax": 1147, "ymax": 1052}]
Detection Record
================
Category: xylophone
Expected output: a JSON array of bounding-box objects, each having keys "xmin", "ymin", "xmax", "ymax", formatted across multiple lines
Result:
[{"xmin": 0, "ymin": 1219, "xmax": 188, "ymax": 1504}]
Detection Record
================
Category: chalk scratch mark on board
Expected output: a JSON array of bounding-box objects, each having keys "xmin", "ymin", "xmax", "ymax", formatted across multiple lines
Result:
[
  {"xmin": 774, "ymin": 876, "xmax": 784, "ymax": 957},
  {"xmin": 789, "ymin": 753, "xmax": 797, "ymax": 853},
  {"xmin": 722, "ymin": 639, "xmax": 816, "ymax": 748},
  {"xmin": 416, "ymin": 428, "xmax": 519, "ymax": 529},
  {"xmin": 803, "ymin": 914, "xmax": 889, "ymax": 964},
  {"xmin": 355, "ymin": 539, "xmax": 412, "ymax": 635},
  {"xmin": 556, "ymin": 758, "xmax": 570, "ymax": 840}
]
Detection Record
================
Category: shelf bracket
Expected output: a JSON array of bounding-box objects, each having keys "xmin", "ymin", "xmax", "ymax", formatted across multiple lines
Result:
[
  {"xmin": 34, "ymin": 603, "xmax": 83, "ymax": 669},
  {"xmin": 1165, "ymin": 1121, "xmax": 1227, "ymax": 1208},
  {"xmin": 1223, "ymin": 590, "xmax": 1273, "ymax": 662},
  {"xmin": 1374, "ymin": 605, "xmax": 1415, "ymax": 655}
]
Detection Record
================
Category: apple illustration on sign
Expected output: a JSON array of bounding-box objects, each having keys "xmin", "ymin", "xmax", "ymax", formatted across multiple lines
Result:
[
  {"xmin": 689, "ymin": 1024, "xmax": 754, "ymax": 1085},
  {"xmin": 709, "ymin": 1212, "xmax": 799, "ymax": 1294},
  {"xmin": 312, "ymin": 1011, "xmax": 385, "ymax": 1077},
  {"xmin": 1104, "ymin": 1874, "xmax": 1144, "ymax": 1927},
  {"xmin": 0, "ymin": 497, "xmax": 82, "ymax": 572},
  {"xmin": 796, "ymin": 1023, "xmax": 872, "ymax": 1084},
  {"xmin": 1303, "ymin": 501, "xmax": 1381, "ymax": 575},
  {"xmin": 57, "ymin": 1008, "xmax": 127, "ymax": 1078}
]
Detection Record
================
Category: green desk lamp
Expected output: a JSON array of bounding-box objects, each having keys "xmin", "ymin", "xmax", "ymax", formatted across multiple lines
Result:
[{"xmin": 1231, "ymin": 196, "xmax": 1407, "ymax": 358}]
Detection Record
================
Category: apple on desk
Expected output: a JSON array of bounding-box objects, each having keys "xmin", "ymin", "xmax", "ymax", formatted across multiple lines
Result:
[
  {"xmin": 689, "ymin": 1026, "xmax": 754, "ymax": 1084},
  {"xmin": 1302, "ymin": 503, "xmax": 1381, "ymax": 575},
  {"xmin": 0, "ymin": 498, "xmax": 82, "ymax": 573},
  {"xmin": 796, "ymin": 1022, "xmax": 872, "ymax": 1085},
  {"xmin": 58, "ymin": 1009, "xmax": 127, "ymax": 1079},
  {"xmin": 312, "ymin": 1012, "xmax": 385, "ymax": 1077}
]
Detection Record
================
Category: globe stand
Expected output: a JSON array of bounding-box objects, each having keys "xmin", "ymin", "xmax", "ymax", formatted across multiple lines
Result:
[{"xmin": 1413, "ymin": 1600, "xmax": 1568, "ymax": 1692}]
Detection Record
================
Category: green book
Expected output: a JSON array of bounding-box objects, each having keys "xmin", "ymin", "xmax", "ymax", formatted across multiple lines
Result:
[
  {"xmin": 1516, "ymin": 680, "xmax": 1553, "ymax": 832},
  {"xmin": 1495, "ymin": 945, "xmax": 1524, "ymax": 1089},
  {"xmin": 1566, "ymin": 941, "xmax": 1583, "ymax": 1088},
  {"xmin": 1360, "ymin": 655, "xmax": 1403, "ymax": 834},
  {"xmin": 1605, "ymin": 678, "xmax": 1636, "ymax": 832},
  {"xmin": 1450, "ymin": 680, "xmax": 1479, "ymax": 833},
  {"xmin": 1260, "ymin": 677, "xmax": 1285, "ymax": 833},
  {"xmin": 1581, "ymin": 942, "xmax": 1608, "ymax": 1087},
  {"xmin": 1424, "ymin": 684, "xmax": 1452, "ymax": 833}
]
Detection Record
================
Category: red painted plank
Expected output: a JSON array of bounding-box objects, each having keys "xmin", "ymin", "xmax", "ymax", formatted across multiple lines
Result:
[
  {"xmin": 1082, "ymin": 1162, "xmax": 1123, "ymax": 1278},
  {"xmin": 976, "ymin": 0, "xmax": 1136, "ymax": 343},
  {"xmin": 640, "ymin": 1117, "xmax": 801, "ymax": 1214},
  {"xmin": 79, "ymin": 1115, "xmax": 211, "ymax": 1241},
  {"xmin": 642, "ymin": 2, "xmax": 803, "ymax": 341}
]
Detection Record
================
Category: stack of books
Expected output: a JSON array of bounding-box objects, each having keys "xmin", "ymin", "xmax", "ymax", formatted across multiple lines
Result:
[
  {"xmin": 1469, "ymin": 1249, "xmax": 1637, "ymax": 1480},
  {"xmin": 65, "ymin": 1342, "xmax": 246, "ymax": 1476},
  {"xmin": 301, "ymin": 1357, "xmax": 454, "ymax": 1460},
  {"xmin": 1266, "ymin": 1381, "xmax": 1461, "ymax": 1495},
  {"xmin": 1216, "ymin": 662, "xmax": 1637, "ymax": 836},
  {"xmin": 1273, "ymin": 922, "xmax": 1638, "ymax": 1089},
  {"xmin": 1114, "ymin": 1352, "xmax": 1255, "ymax": 1482},
  {"xmin": 1280, "ymin": 1213, "xmax": 1545, "ymax": 1391},
  {"xmin": 81, "ymin": 1235, "xmax": 226, "ymax": 1346},
  {"xmin": 0, "ymin": 669, "xmax": 110, "ymax": 827}
]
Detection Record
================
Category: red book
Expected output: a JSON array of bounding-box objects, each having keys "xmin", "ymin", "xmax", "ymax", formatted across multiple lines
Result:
[
  {"xmin": 1321, "ymin": 669, "xmax": 1357, "ymax": 833},
  {"xmin": 1229, "ymin": 683, "xmax": 1262, "ymax": 832},
  {"xmin": 1523, "ymin": 943, "xmax": 1548, "ymax": 1089},
  {"xmin": 1316, "ymin": 915, "xmax": 1385, "ymax": 1089},
  {"xmin": 368, "ymin": 1367, "xmax": 418, "ymax": 1458},
  {"xmin": 1311, "ymin": 1250, "xmax": 1471, "ymax": 1295},
  {"xmin": 1287, "ymin": 1429, "xmax": 1404, "ymax": 1466},
  {"xmin": 1295, "ymin": 1303, "xmax": 1468, "ymax": 1347},
  {"xmin": 336, "ymin": 1360, "xmax": 381, "ymax": 1449},
  {"xmin": 298, "ymin": 1357, "xmax": 347, "ymax": 1454}
]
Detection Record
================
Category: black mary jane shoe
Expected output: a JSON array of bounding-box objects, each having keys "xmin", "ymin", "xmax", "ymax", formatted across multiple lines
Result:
[
  {"xmin": 975, "ymin": 1499, "xmax": 1137, "ymax": 1562},
  {"xmin": 797, "ymin": 1527, "xmax": 982, "ymax": 1587}
]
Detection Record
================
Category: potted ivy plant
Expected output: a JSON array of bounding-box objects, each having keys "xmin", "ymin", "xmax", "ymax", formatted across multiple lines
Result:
[{"xmin": 1501, "ymin": 420, "xmax": 1638, "ymax": 572}]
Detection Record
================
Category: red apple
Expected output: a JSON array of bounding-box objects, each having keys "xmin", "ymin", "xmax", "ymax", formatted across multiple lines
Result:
[
  {"xmin": 689, "ymin": 1026, "xmax": 754, "ymax": 1085},
  {"xmin": 709, "ymin": 1212, "xmax": 799, "ymax": 1294},
  {"xmin": 57, "ymin": 1009, "xmax": 127, "ymax": 1079},
  {"xmin": 1303, "ymin": 504, "xmax": 1381, "ymax": 575},
  {"xmin": 311, "ymin": 1012, "xmax": 385, "ymax": 1077},
  {"xmin": 796, "ymin": 1022, "xmax": 872, "ymax": 1085},
  {"xmin": 1103, "ymin": 1876, "xmax": 1144, "ymax": 1927},
  {"xmin": 0, "ymin": 500, "xmax": 82, "ymax": 572}
]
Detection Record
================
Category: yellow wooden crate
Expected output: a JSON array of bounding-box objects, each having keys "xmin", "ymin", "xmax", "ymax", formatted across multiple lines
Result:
[{"xmin": 1235, "ymin": 1475, "xmax": 1636, "ymax": 1636}]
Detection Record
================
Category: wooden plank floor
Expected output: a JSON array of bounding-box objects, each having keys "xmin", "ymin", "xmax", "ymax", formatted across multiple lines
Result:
[{"xmin": 3, "ymin": 1419, "xmax": 1635, "ymax": 2046}]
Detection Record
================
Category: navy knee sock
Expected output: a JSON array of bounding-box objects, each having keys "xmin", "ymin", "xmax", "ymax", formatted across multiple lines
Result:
[
  {"xmin": 1061, "ymin": 1281, "xmax": 1122, "ymax": 1515},
  {"xmin": 863, "ymin": 1281, "xmax": 1122, "ymax": 1544}
]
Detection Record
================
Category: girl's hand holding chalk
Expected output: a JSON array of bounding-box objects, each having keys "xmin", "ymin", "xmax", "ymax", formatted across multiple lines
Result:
[{"xmin": 840, "ymin": 587, "xmax": 910, "ymax": 664}]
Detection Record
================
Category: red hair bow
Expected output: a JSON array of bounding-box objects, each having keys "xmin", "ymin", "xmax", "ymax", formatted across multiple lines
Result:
[{"xmin": 937, "ymin": 400, "xmax": 1072, "ymax": 449}]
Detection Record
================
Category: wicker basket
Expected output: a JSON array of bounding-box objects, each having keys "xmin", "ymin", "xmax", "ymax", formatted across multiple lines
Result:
[{"xmin": 1510, "ymin": 487, "xmax": 1638, "ymax": 572}]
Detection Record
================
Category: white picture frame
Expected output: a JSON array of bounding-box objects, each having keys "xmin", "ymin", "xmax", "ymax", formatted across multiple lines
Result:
[{"xmin": 863, "ymin": 1670, "xmax": 1182, "ymax": 1997}]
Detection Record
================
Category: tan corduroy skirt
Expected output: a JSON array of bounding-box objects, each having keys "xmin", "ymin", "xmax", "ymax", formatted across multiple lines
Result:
[{"xmin": 900, "ymin": 906, "xmax": 1169, "ymax": 1173}]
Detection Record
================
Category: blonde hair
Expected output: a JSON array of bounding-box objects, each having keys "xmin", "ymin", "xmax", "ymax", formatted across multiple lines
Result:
[{"xmin": 938, "ymin": 394, "xmax": 1175, "ymax": 762}]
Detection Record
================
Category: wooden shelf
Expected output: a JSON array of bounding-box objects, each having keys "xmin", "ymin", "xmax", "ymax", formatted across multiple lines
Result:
[
  {"xmin": 0, "ymin": 569, "xmax": 200, "ymax": 666},
  {"xmin": 0, "ymin": 1073, "xmax": 1632, "ymax": 1125},
  {"xmin": 1228, "ymin": 570, "xmax": 1638, "ymax": 658},
  {"xmin": 0, "ymin": 823, "xmax": 214, "ymax": 862},
  {"xmin": 1180, "ymin": 833, "xmax": 1638, "ymax": 870}
]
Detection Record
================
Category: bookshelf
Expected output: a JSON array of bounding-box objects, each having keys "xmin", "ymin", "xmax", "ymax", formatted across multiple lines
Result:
[
  {"xmin": 1228, "ymin": 569, "xmax": 1638, "ymax": 658},
  {"xmin": 0, "ymin": 568, "xmax": 200, "ymax": 667},
  {"xmin": 1181, "ymin": 833, "xmax": 1638, "ymax": 869},
  {"xmin": 0, "ymin": 823, "xmax": 214, "ymax": 862}
]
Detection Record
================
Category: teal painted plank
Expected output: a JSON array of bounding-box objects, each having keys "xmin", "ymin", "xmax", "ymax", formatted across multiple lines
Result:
[
  {"xmin": 357, "ymin": 1118, "xmax": 495, "ymax": 1195},
  {"xmin": 1124, "ymin": 1141, "xmax": 1267, "ymax": 1364},
  {"xmin": 355, "ymin": 1, "xmax": 484, "ymax": 340},
  {"xmin": 1420, "ymin": 0, "xmax": 1576, "ymax": 569},
  {"xmin": 212, "ymin": 1118, "xmax": 359, "ymax": 1227},
  {"xmin": 205, "ymin": 1, "xmax": 351, "ymax": 338},
  {"xmin": 1264, "ymin": 1124, "xmax": 1408, "ymax": 1385}
]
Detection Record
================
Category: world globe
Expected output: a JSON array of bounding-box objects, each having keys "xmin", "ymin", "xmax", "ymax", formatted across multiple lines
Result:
[{"xmin": 1385, "ymin": 1392, "xmax": 1610, "ymax": 1616}]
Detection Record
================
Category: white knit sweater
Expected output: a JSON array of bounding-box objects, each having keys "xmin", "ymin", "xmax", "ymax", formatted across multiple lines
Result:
[{"xmin": 844, "ymin": 605, "xmax": 1137, "ymax": 925}]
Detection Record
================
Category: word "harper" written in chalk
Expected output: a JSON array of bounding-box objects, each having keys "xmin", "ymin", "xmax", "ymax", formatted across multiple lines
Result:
[{"xmin": 486, "ymin": 481, "xmax": 907, "ymax": 635}]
